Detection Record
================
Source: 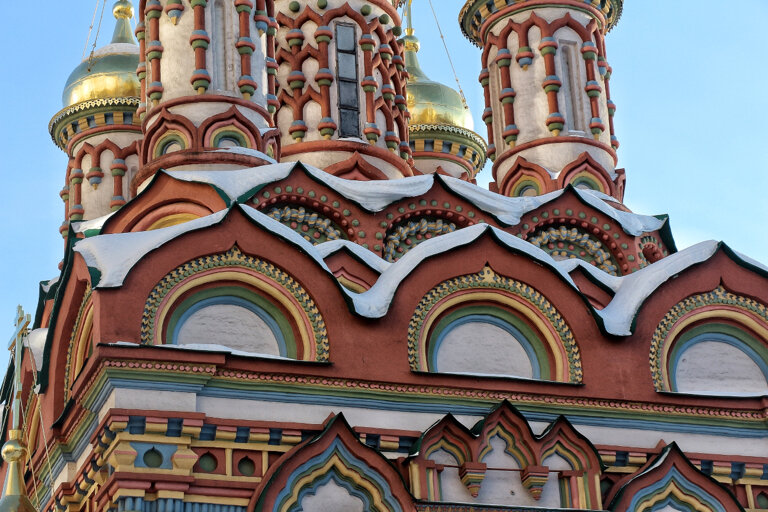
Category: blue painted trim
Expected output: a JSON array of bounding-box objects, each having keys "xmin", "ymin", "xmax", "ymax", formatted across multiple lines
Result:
[
  {"xmin": 171, "ymin": 295, "xmax": 287, "ymax": 357},
  {"xmin": 432, "ymin": 314, "xmax": 540, "ymax": 379},
  {"xmin": 670, "ymin": 332, "xmax": 768, "ymax": 391},
  {"xmin": 130, "ymin": 442, "xmax": 177, "ymax": 469}
]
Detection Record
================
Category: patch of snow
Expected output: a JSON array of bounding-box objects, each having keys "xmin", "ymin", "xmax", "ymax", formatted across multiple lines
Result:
[
  {"xmin": 439, "ymin": 175, "xmax": 665, "ymax": 236},
  {"xmin": 314, "ymin": 240, "xmax": 391, "ymax": 274},
  {"xmin": 338, "ymin": 137, "xmax": 369, "ymax": 144},
  {"xmin": 597, "ymin": 241, "xmax": 721, "ymax": 336},
  {"xmin": 347, "ymin": 224, "xmax": 575, "ymax": 318},
  {"xmin": 169, "ymin": 163, "xmax": 435, "ymax": 212},
  {"xmin": 733, "ymin": 249, "xmax": 768, "ymax": 274},
  {"xmin": 72, "ymin": 212, "xmax": 116, "ymax": 234},
  {"xmin": 102, "ymin": 342, "xmax": 296, "ymax": 361},
  {"xmin": 555, "ymin": 259, "xmax": 623, "ymax": 293},
  {"xmin": 574, "ymin": 188, "xmax": 666, "ymax": 235},
  {"xmin": 213, "ymin": 146, "xmax": 277, "ymax": 164},
  {"xmin": 74, "ymin": 210, "xmax": 229, "ymax": 288},
  {"xmin": 439, "ymin": 176, "xmax": 561, "ymax": 225},
  {"xmin": 238, "ymin": 204, "xmax": 334, "ymax": 273},
  {"xmin": 41, "ymin": 276, "xmax": 60, "ymax": 294},
  {"xmin": 161, "ymin": 343, "xmax": 296, "ymax": 360},
  {"xmin": 167, "ymin": 164, "xmax": 296, "ymax": 201},
  {"xmin": 25, "ymin": 328, "xmax": 48, "ymax": 371}
]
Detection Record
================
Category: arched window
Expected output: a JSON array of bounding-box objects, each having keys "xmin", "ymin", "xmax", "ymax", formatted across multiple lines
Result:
[
  {"xmin": 431, "ymin": 313, "xmax": 540, "ymax": 379},
  {"xmin": 143, "ymin": 246, "xmax": 329, "ymax": 361},
  {"xmin": 670, "ymin": 330, "xmax": 768, "ymax": 395},
  {"xmin": 650, "ymin": 287, "xmax": 768, "ymax": 395},
  {"xmin": 171, "ymin": 294, "xmax": 287, "ymax": 357}
]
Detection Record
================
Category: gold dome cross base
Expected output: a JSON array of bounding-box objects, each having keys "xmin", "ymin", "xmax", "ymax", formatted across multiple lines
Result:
[{"xmin": 0, "ymin": 431, "xmax": 35, "ymax": 512}]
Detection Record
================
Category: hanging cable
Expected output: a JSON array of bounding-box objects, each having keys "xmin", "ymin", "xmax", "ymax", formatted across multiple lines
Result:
[
  {"xmin": 82, "ymin": 0, "xmax": 101, "ymax": 60},
  {"xmin": 28, "ymin": 360, "xmax": 56, "ymax": 507},
  {"xmin": 426, "ymin": 0, "xmax": 469, "ymax": 110},
  {"xmin": 88, "ymin": 0, "xmax": 109, "ymax": 72}
]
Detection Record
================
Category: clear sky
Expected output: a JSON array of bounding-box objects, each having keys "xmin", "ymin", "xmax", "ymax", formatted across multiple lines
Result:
[{"xmin": 0, "ymin": 0, "xmax": 766, "ymax": 345}]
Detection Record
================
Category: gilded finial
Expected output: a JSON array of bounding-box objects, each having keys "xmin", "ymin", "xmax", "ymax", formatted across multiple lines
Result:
[
  {"xmin": 113, "ymin": 0, "xmax": 134, "ymax": 20},
  {"xmin": 111, "ymin": 1, "xmax": 136, "ymax": 44},
  {"xmin": 0, "ymin": 307, "xmax": 35, "ymax": 512}
]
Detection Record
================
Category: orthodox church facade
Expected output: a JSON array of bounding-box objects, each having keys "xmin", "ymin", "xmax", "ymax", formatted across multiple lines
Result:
[{"xmin": 1, "ymin": 0, "xmax": 767, "ymax": 511}]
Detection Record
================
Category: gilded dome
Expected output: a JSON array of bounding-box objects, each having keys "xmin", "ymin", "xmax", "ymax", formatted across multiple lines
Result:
[
  {"xmin": 61, "ymin": 1, "xmax": 140, "ymax": 107},
  {"xmin": 403, "ymin": 34, "xmax": 474, "ymax": 131}
]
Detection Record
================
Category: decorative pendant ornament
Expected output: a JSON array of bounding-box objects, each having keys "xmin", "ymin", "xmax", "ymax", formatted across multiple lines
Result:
[{"xmin": 165, "ymin": 1, "xmax": 185, "ymax": 24}]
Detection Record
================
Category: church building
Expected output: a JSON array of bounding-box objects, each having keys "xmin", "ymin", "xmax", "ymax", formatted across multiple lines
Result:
[{"xmin": 1, "ymin": 0, "xmax": 766, "ymax": 511}]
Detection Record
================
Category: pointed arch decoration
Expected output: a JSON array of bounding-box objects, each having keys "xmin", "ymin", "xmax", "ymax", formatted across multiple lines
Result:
[
  {"xmin": 255, "ymin": 415, "xmax": 414, "ymax": 512},
  {"xmin": 497, "ymin": 156, "xmax": 549, "ymax": 197},
  {"xmin": 407, "ymin": 266, "xmax": 582, "ymax": 383},
  {"xmin": 650, "ymin": 285, "xmax": 768, "ymax": 393},
  {"xmin": 140, "ymin": 245, "xmax": 328, "ymax": 361},
  {"xmin": 607, "ymin": 444, "xmax": 744, "ymax": 512},
  {"xmin": 325, "ymin": 152, "xmax": 390, "ymax": 181},
  {"xmin": 407, "ymin": 401, "xmax": 602, "ymax": 507},
  {"xmin": 558, "ymin": 152, "xmax": 615, "ymax": 195}
]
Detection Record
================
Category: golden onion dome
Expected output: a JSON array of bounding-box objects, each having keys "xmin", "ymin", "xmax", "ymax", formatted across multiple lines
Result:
[
  {"xmin": 403, "ymin": 33, "xmax": 474, "ymax": 131},
  {"xmin": 62, "ymin": 1, "xmax": 140, "ymax": 108}
]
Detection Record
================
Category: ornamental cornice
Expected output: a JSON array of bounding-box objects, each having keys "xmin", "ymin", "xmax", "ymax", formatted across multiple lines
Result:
[
  {"xmin": 77, "ymin": 357, "xmax": 768, "ymax": 428},
  {"xmin": 459, "ymin": 0, "xmax": 624, "ymax": 47},
  {"xmin": 48, "ymin": 97, "xmax": 141, "ymax": 149},
  {"xmin": 409, "ymin": 123, "xmax": 488, "ymax": 152}
]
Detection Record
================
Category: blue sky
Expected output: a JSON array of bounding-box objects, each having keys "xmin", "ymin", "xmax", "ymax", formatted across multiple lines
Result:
[{"xmin": 0, "ymin": 0, "xmax": 766, "ymax": 344}]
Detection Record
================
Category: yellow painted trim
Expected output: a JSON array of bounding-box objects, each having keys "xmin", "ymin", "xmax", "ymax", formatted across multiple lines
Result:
[
  {"xmin": 72, "ymin": 304, "xmax": 95, "ymax": 383},
  {"xmin": 146, "ymin": 213, "xmax": 201, "ymax": 231}
]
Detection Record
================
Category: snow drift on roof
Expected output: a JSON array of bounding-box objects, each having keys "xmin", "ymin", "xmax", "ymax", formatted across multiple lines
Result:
[{"xmin": 166, "ymin": 164, "xmax": 665, "ymax": 235}]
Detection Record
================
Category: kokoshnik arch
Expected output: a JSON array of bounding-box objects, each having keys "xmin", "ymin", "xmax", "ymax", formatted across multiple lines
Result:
[{"xmin": 0, "ymin": 1, "xmax": 766, "ymax": 512}]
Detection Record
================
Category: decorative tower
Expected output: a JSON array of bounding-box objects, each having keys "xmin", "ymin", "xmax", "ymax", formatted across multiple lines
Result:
[
  {"xmin": 133, "ymin": 0, "xmax": 280, "ymax": 190},
  {"xmin": 460, "ymin": 0, "xmax": 624, "ymax": 199},
  {"xmin": 49, "ymin": 0, "xmax": 142, "ymax": 230},
  {"xmin": 403, "ymin": 7, "xmax": 486, "ymax": 181},
  {"xmin": 273, "ymin": 0, "xmax": 413, "ymax": 179}
]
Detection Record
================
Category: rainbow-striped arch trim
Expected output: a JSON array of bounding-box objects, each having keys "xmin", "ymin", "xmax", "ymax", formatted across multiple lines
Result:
[
  {"xmin": 407, "ymin": 266, "xmax": 582, "ymax": 383},
  {"xmin": 272, "ymin": 439, "xmax": 404, "ymax": 512},
  {"xmin": 140, "ymin": 246, "xmax": 328, "ymax": 361},
  {"xmin": 650, "ymin": 285, "xmax": 768, "ymax": 392}
]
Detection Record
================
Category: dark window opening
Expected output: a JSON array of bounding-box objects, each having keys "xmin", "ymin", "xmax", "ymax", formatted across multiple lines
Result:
[{"xmin": 336, "ymin": 24, "xmax": 360, "ymax": 138}]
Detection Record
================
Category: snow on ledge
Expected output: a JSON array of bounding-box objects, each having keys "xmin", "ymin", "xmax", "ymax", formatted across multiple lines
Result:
[
  {"xmin": 166, "ymin": 163, "xmax": 665, "ymax": 236},
  {"xmin": 74, "ymin": 210, "xmax": 229, "ymax": 288},
  {"xmin": 25, "ymin": 328, "xmax": 48, "ymax": 371},
  {"xmin": 213, "ymin": 146, "xmax": 277, "ymax": 164},
  {"xmin": 346, "ymin": 224, "xmax": 576, "ymax": 319},
  {"xmin": 314, "ymin": 240, "xmax": 391, "ymax": 274},
  {"xmin": 72, "ymin": 212, "xmax": 116, "ymax": 235},
  {"xmin": 597, "ymin": 240, "xmax": 721, "ymax": 336}
]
